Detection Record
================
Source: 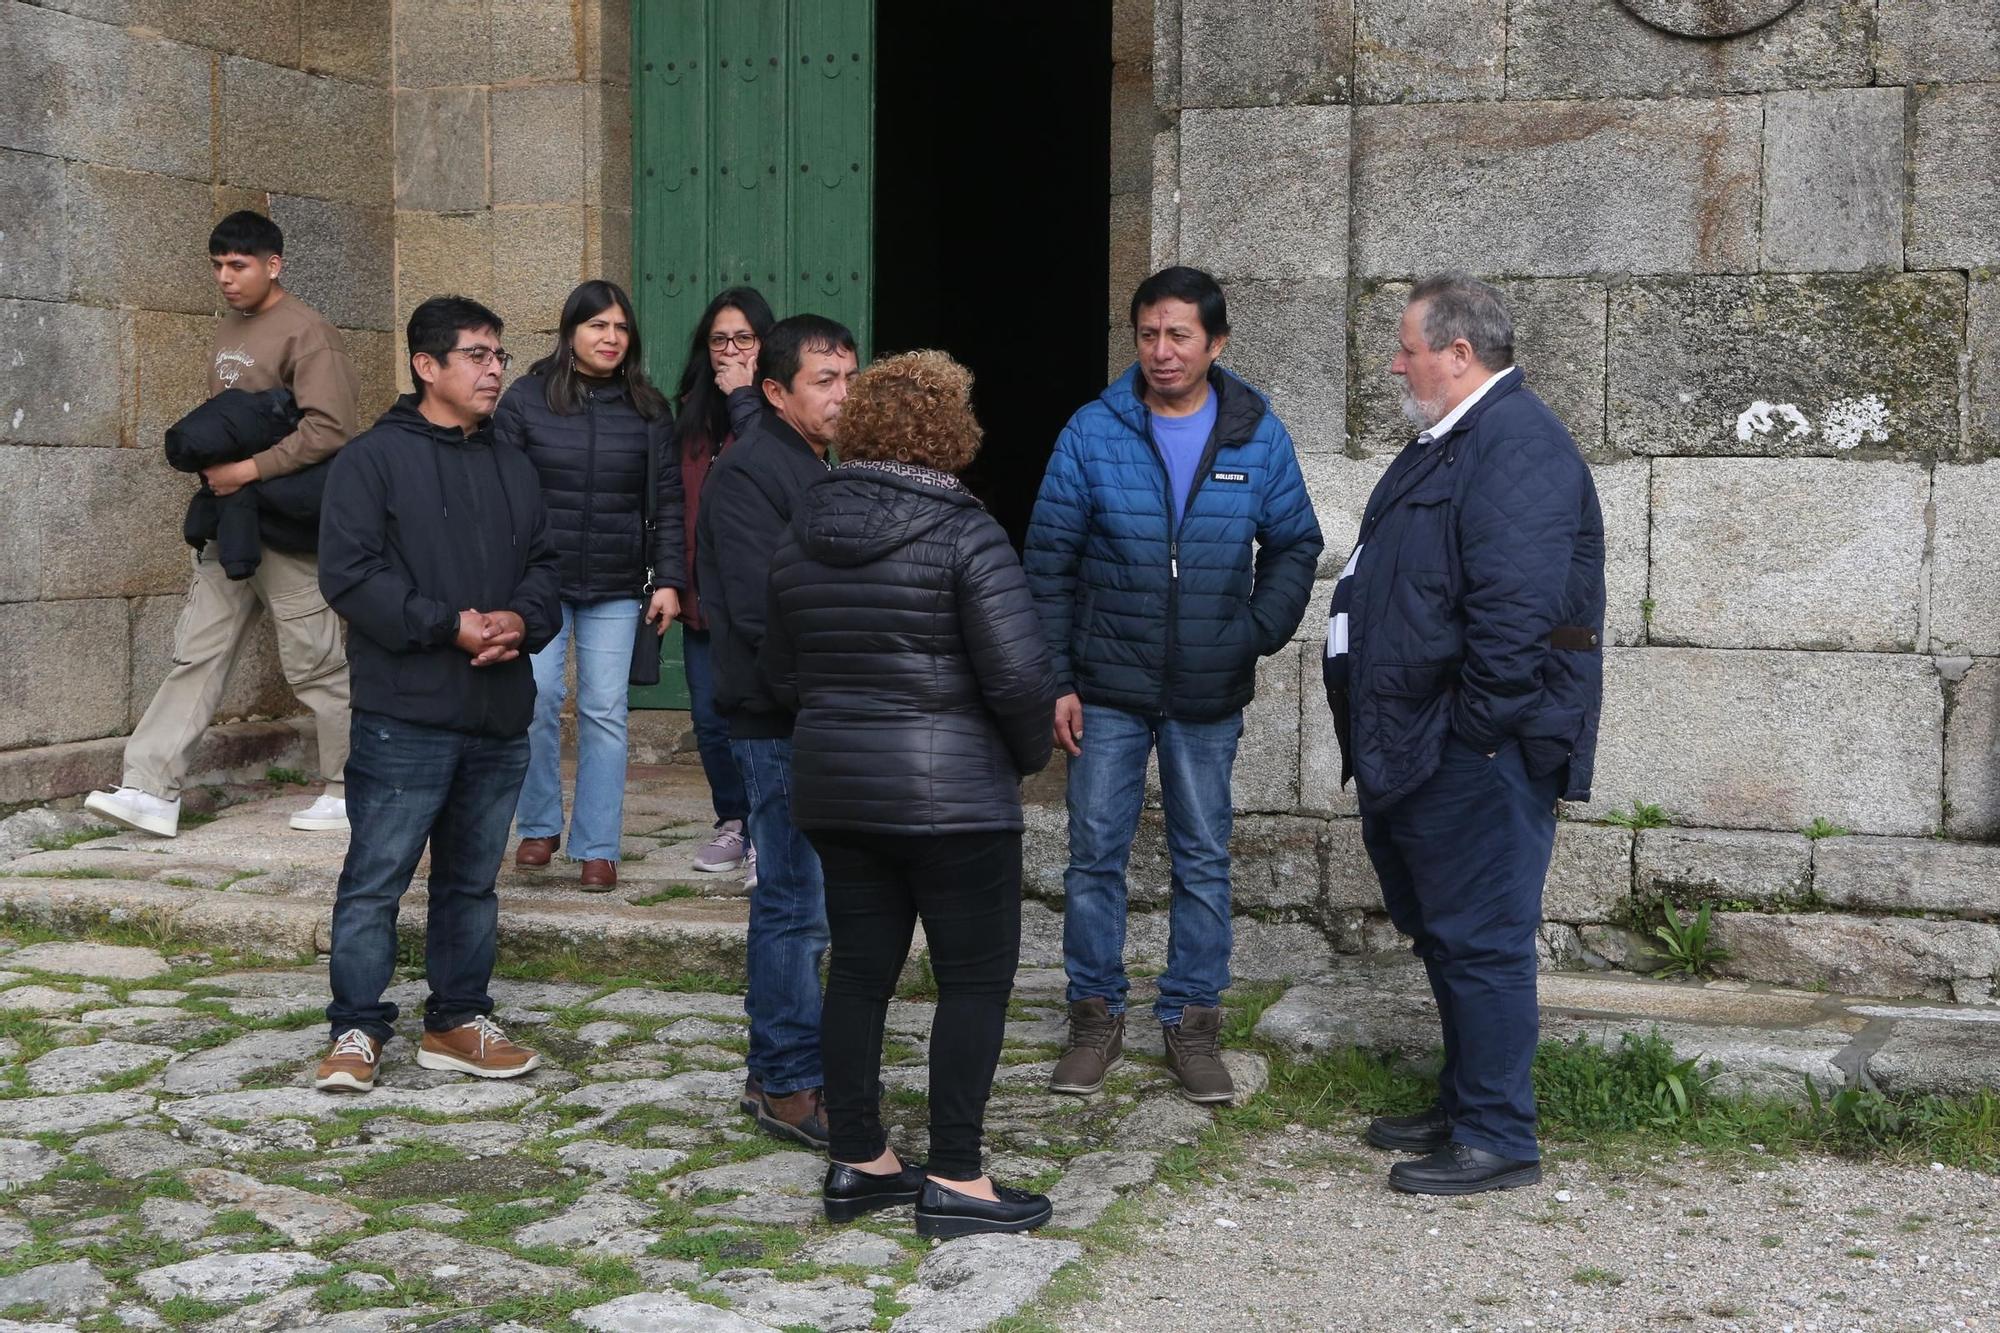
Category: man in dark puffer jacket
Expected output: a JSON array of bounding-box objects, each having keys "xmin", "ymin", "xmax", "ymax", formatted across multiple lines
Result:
[
  {"xmin": 1025, "ymin": 267, "xmax": 1323, "ymax": 1107},
  {"xmin": 1324, "ymin": 273, "xmax": 1604, "ymax": 1197}
]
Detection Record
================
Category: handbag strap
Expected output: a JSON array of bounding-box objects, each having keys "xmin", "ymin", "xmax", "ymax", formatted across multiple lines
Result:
[{"xmin": 640, "ymin": 415, "xmax": 658, "ymax": 592}]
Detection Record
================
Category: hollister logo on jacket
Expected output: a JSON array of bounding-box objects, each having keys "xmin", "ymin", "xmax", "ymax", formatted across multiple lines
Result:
[{"xmin": 1210, "ymin": 469, "xmax": 1248, "ymax": 483}]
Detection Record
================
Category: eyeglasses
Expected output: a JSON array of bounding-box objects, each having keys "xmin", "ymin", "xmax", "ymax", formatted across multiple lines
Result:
[
  {"xmin": 442, "ymin": 345, "xmax": 513, "ymax": 370},
  {"xmin": 707, "ymin": 332, "xmax": 760, "ymax": 351}
]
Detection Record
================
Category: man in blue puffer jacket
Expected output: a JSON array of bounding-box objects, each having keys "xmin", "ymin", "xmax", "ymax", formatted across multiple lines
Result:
[
  {"xmin": 1026, "ymin": 266, "xmax": 1323, "ymax": 1105},
  {"xmin": 1324, "ymin": 272, "xmax": 1605, "ymax": 1196}
]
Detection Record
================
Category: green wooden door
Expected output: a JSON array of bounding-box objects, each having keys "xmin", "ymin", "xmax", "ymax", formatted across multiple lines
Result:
[{"xmin": 628, "ymin": 0, "xmax": 875, "ymax": 709}]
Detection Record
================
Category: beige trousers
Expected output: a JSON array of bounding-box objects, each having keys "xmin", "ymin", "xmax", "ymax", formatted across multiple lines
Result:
[{"xmin": 124, "ymin": 545, "xmax": 351, "ymax": 800}]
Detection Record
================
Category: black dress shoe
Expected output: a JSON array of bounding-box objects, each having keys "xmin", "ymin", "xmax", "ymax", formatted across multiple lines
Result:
[
  {"xmin": 1366, "ymin": 1102, "xmax": 1452, "ymax": 1154},
  {"xmin": 1388, "ymin": 1142, "xmax": 1542, "ymax": 1196},
  {"xmin": 914, "ymin": 1177, "xmax": 1053, "ymax": 1238},
  {"xmin": 822, "ymin": 1158, "xmax": 925, "ymax": 1223}
]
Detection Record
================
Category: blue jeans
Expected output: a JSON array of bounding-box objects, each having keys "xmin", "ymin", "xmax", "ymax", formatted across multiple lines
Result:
[
  {"xmin": 1062, "ymin": 703, "xmax": 1243, "ymax": 1026},
  {"xmin": 327, "ymin": 711, "xmax": 530, "ymax": 1043},
  {"xmin": 516, "ymin": 599, "xmax": 640, "ymax": 862},
  {"xmin": 683, "ymin": 628, "xmax": 747, "ymax": 825},
  {"xmin": 730, "ymin": 736, "xmax": 828, "ymax": 1095},
  {"xmin": 1361, "ymin": 735, "xmax": 1559, "ymax": 1162}
]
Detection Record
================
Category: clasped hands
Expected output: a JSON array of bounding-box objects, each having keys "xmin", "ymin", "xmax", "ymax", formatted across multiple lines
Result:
[{"xmin": 455, "ymin": 609, "xmax": 527, "ymax": 667}]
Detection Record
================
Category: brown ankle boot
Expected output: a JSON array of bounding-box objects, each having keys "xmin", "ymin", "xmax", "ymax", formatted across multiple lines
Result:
[
  {"xmin": 1049, "ymin": 997, "xmax": 1124, "ymax": 1096},
  {"xmin": 1163, "ymin": 1005, "xmax": 1235, "ymax": 1104},
  {"xmin": 579, "ymin": 858, "xmax": 616, "ymax": 890},
  {"xmin": 754, "ymin": 1086, "xmax": 829, "ymax": 1149},
  {"xmin": 515, "ymin": 836, "xmax": 559, "ymax": 867}
]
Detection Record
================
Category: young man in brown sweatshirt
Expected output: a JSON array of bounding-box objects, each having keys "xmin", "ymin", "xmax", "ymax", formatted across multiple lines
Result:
[{"xmin": 87, "ymin": 211, "xmax": 359, "ymax": 839}]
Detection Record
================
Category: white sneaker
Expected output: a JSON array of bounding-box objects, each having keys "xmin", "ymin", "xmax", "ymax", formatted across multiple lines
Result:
[
  {"xmin": 289, "ymin": 794, "xmax": 349, "ymax": 832},
  {"xmin": 743, "ymin": 842, "xmax": 758, "ymax": 891},
  {"xmin": 692, "ymin": 820, "xmax": 747, "ymax": 873},
  {"xmin": 83, "ymin": 787, "xmax": 180, "ymax": 838}
]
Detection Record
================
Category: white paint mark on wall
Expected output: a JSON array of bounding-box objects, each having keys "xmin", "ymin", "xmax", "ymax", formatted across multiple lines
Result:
[
  {"xmin": 1822, "ymin": 394, "xmax": 1890, "ymax": 451},
  {"xmin": 9, "ymin": 409, "xmax": 22, "ymax": 431},
  {"xmin": 1735, "ymin": 401, "xmax": 1813, "ymax": 443},
  {"xmin": 61, "ymin": 402, "xmax": 71, "ymax": 413}
]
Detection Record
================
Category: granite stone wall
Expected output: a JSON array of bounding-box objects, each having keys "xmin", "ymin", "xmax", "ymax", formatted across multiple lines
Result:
[{"xmin": 1073, "ymin": 0, "xmax": 2000, "ymax": 1001}]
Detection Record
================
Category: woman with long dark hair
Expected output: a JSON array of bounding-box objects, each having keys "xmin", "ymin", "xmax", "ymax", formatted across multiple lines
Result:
[
  {"xmin": 762, "ymin": 351, "xmax": 1059, "ymax": 1236},
  {"xmin": 670, "ymin": 286, "xmax": 776, "ymax": 878},
  {"xmin": 496, "ymin": 279, "xmax": 682, "ymax": 890}
]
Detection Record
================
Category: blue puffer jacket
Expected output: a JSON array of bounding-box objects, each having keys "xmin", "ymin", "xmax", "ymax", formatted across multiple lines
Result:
[
  {"xmin": 1025, "ymin": 364, "xmax": 1323, "ymax": 721},
  {"xmin": 1325, "ymin": 369, "xmax": 1606, "ymax": 812}
]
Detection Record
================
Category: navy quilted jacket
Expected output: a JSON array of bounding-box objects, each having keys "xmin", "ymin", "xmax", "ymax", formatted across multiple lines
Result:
[
  {"xmin": 1325, "ymin": 369, "xmax": 1605, "ymax": 812},
  {"xmin": 1024, "ymin": 364, "xmax": 1323, "ymax": 721}
]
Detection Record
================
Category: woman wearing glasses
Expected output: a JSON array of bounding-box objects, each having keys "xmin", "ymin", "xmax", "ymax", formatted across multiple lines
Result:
[
  {"xmin": 669, "ymin": 287, "xmax": 776, "ymax": 880},
  {"xmin": 497, "ymin": 279, "xmax": 683, "ymax": 889}
]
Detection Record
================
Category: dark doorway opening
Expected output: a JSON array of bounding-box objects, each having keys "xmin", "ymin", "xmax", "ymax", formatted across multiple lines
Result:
[{"xmin": 873, "ymin": 3, "xmax": 1113, "ymax": 548}]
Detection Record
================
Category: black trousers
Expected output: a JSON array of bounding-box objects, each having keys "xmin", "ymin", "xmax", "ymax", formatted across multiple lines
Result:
[{"xmin": 807, "ymin": 827, "xmax": 1022, "ymax": 1180}]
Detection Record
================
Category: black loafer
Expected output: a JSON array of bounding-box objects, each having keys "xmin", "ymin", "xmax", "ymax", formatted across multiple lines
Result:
[
  {"xmin": 1388, "ymin": 1142, "xmax": 1542, "ymax": 1196},
  {"xmin": 1366, "ymin": 1102, "xmax": 1452, "ymax": 1154},
  {"xmin": 914, "ymin": 1177, "xmax": 1053, "ymax": 1239},
  {"xmin": 822, "ymin": 1158, "xmax": 925, "ymax": 1223}
]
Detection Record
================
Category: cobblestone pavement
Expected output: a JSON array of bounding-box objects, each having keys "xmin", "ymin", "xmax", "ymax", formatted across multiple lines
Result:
[{"xmin": 1063, "ymin": 1124, "xmax": 2000, "ymax": 1333}]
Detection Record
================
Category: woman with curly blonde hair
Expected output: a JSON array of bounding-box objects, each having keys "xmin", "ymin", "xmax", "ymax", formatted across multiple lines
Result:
[{"xmin": 761, "ymin": 351, "xmax": 1059, "ymax": 1237}]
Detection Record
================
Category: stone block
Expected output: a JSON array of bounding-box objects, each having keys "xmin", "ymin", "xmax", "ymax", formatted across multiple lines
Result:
[
  {"xmin": 1348, "ymin": 277, "xmax": 1608, "ymax": 460},
  {"xmin": 1299, "ymin": 671, "xmax": 1360, "ymax": 820},
  {"xmin": 1178, "ymin": 106, "xmax": 1349, "ymax": 282},
  {"xmin": 0, "ymin": 299, "xmax": 124, "ymax": 448},
  {"xmin": 341, "ymin": 327, "xmax": 398, "ymax": 421},
  {"xmin": 1648, "ymin": 459, "xmax": 1928, "ymax": 651},
  {"xmin": 301, "ymin": 0, "xmax": 392, "ymax": 83},
  {"xmin": 393, "ymin": 212, "xmax": 494, "ymax": 320},
  {"xmin": 585, "ymin": 0, "xmax": 632, "ymax": 86},
  {"xmin": 1712, "ymin": 912, "xmax": 2000, "ymax": 1002},
  {"xmin": 491, "ymin": 0, "xmax": 583, "ymax": 83},
  {"xmin": 1506, "ymin": 0, "xmax": 1870, "ymax": 100},
  {"xmin": 1761, "ymin": 88, "xmax": 1906, "ymax": 273},
  {"xmin": 130, "ymin": 593, "xmax": 292, "ymax": 729},
  {"xmin": 393, "ymin": 0, "xmax": 491, "ymax": 88},
  {"xmin": 1229, "ymin": 815, "xmax": 1326, "ymax": 914},
  {"xmin": 1972, "ymin": 274, "xmax": 1999, "ymax": 459},
  {"xmin": 1930, "ymin": 463, "xmax": 2000, "ymax": 655},
  {"xmin": 1180, "ymin": 0, "xmax": 1352, "ymax": 107},
  {"xmin": 1298, "ymin": 453, "xmax": 1388, "ymax": 577},
  {"xmin": 585, "ymin": 81, "xmax": 633, "ymax": 213},
  {"xmin": 1149, "ymin": 129, "xmax": 1180, "ymax": 273},
  {"xmin": 1253, "ymin": 964, "xmax": 1439, "ymax": 1059},
  {"xmin": 0, "ymin": 599, "xmax": 130, "ymax": 748},
  {"xmin": 1544, "ymin": 822, "xmax": 1633, "ymax": 924},
  {"xmin": 1154, "ymin": 0, "xmax": 1183, "ymax": 112},
  {"xmin": 1595, "ymin": 460, "xmax": 1648, "ymax": 647},
  {"xmin": 1910, "ymin": 84, "xmax": 2000, "ymax": 269},
  {"xmin": 0, "ymin": 151, "xmax": 68, "ymax": 301},
  {"xmin": 1813, "ymin": 837, "xmax": 2000, "ymax": 919},
  {"xmin": 1543, "ymin": 1014, "xmax": 1850, "ymax": 1102},
  {"xmin": 62, "ymin": 164, "xmax": 216, "ymax": 315},
  {"xmin": 0, "ymin": 5, "xmax": 211, "ymax": 178},
  {"xmin": 1235, "ymin": 647, "xmax": 1301, "ymax": 812},
  {"xmin": 265, "ymin": 197, "xmax": 392, "ymax": 332},
  {"xmin": 222, "ymin": 61, "xmax": 389, "ymax": 207},
  {"xmin": 1109, "ymin": 69, "xmax": 1157, "ymax": 198},
  {"xmin": 492, "ymin": 85, "xmax": 588, "ymax": 208},
  {"xmin": 583, "ymin": 207, "xmax": 632, "ymax": 293},
  {"xmin": 1212, "ymin": 279, "xmax": 1343, "ymax": 457},
  {"xmin": 1018, "ymin": 900, "xmax": 1335, "ymax": 982},
  {"xmin": 1107, "ymin": 195, "xmax": 1151, "ymax": 366},
  {"xmin": 1607, "ymin": 274, "xmax": 1963, "ymax": 458},
  {"xmin": 1875, "ymin": 1, "xmax": 2000, "ymax": 84},
  {"xmin": 1113, "ymin": 0, "xmax": 1153, "ymax": 70},
  {"xmin": 1352, "ymin": 0, "xmax": 1505, "ymax": 104},
  {"xmin": 1868, "ymin": 1023, "xmax": 2000, "ymax": 1098},
  {"xmin": 132, "ymin": 311, "xmax": 216, "ymax": 457},
  {"xmin": 35, "ymin": 447, "xmax": 192, "ymax": 599},
  {"xmin": 492, "ymin": 207, "xmax": 586, "ymax": 337},
  {"xmin": 0, "ymin": 446, "xmax": 38, "ymax": 602},
  {"xmin": 394, "ymin": 88, "xmax": 488, "ymax": 213},
  {"xmin": 1353, "ymin": 97, "xmax": 1760, "ymax": 279},
  {"xmin": 1585, "ymin": 647, "xmax": 1942, "ymax": 837},
  {"xmin": 1945, "ymin": 658, "xmax": 2000, "ymax": 839},
  {"xmin": 1635, "ymin": 827, "xmax": 1813, "ymax": 908},
  {"xmin": 1324, "ymin": 817, "xmax": 1377, "ymax": 912}
]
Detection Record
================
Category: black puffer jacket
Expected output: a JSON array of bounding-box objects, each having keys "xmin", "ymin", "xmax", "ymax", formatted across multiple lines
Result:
[
  {"xmin": 761, "ymin": 463, "xmax": 1057, "ymax": 834},
  {"xmin": 492, "ymin": 373, "xmax": 684, "ymax": 603}
]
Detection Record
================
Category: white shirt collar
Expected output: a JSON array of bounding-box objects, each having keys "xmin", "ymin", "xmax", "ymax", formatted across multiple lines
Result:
[{"xmin": 1418, "ymin": 366, "xmax": 1516, "ymax": 444}]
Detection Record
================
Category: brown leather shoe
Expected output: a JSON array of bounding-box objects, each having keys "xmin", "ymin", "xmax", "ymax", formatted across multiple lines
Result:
[
  {"xmin": 579, "ymin": 858, "xmax": 617, "ymax": 891},
  {"xmin": 416, "ymin": 1016, "xmax": 541, "ymax": 1079},
  {"xmin": 515, "ymin": 836, "xmax": 559, "ymax": 867},
  {"xmin": 1050, "ymin": 997, "xmax": 1125, "ymax": 1095},
  {"xmin": 754, "ymin": 1086, "xmax": 830, "ymax": 1149},
  {"xmin": 313, "ymin": 1029, "xmax": 381, "ymax": 1093}
]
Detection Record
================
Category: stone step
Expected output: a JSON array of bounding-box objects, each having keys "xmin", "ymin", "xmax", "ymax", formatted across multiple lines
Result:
[{"xmin": 1253, "ymin": 962, "xmax": 2000, "ymax": 1103}]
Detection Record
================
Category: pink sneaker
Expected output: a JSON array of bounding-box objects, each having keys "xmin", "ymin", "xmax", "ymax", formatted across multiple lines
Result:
[{"xmin": 692, "ymin": 820, "xmax": 746, "ymax": 873}]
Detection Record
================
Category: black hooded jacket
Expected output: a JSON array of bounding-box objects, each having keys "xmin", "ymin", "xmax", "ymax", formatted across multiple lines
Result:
[
  {"xmin": 318, "ymin": 396, "xmax": 562, "ymax": 738},
  {"xmin": 761, "ymin": 464, "xmax": 1057, "ymax": 834},
  {"xmin": 166, "ymin": 387, "xmax": 327, "ymax": 578},
  {"xmin": 491, "ymin": 373, "xmax": 684, "ymax": 603}
]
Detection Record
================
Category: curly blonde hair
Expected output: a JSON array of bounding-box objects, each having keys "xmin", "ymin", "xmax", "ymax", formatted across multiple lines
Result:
[{"xmin": 834, "ymin": 349, "xmax": 983, "ymax": 473}]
